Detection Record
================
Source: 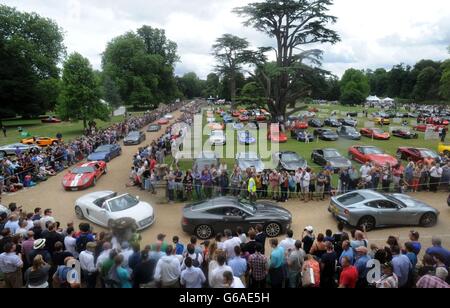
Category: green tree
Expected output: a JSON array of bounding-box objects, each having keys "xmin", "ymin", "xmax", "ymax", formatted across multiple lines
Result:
[
  {"xmin": 366, "ymin": 68, "xmax": 389, "ymax": 97},
  {"xmin": 340, "ymin": 69, "xmax": 370, "ymax": 105},
  {"xmin": 0, "ymin": 5, "xmax": 65, "ymax": 120},
  {"xmin": 234, "ymin": 0, "xmax": 340, "ymax": 119},
  {"xmin": 212, "ymin": 34, "xmax": 254, "ymax": 104},
  {"xmin": 177, "ymin": 72, "xmax": 204, "ymax": 99},
  {"xmin": 102, "ymin": 76, "xmax": 122, "ymax": 113},
  {"xmin": 441, "ymin": 58, "xmax": 450, "ymax": 101},
  {"xmin": 202, "ymin": 73, "xmax": 220, "ymax": 98},
  {"xmin": 413, "ymin": 66, "xmax": 440, "ymax": 101},
  {"xmin": 57, "ymin": 53, "xmax": 108, "ymax": 128},
  {"xmin": 238, "ymin": 81, "xmax": 266, "ymax": 106}
]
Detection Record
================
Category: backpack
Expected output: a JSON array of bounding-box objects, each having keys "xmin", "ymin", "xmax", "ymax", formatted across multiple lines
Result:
[{"xmin": 76, "ymin": 234, "xmax": 90, "ymax": 253}]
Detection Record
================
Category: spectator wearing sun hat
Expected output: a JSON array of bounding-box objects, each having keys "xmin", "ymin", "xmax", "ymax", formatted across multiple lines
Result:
[{"xmin": 27, "ymin": 238, "xmax": 51, "ymax": 265}]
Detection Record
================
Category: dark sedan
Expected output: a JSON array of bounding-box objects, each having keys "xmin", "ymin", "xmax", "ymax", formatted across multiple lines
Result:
[
  {"xmin": 338, "ymin": 118, "xmax": 358, "ymax": 127},
  {"xmin": 324, "ymin": 118, "xmax": 342, "ymax": 128},
  {"xmin": 392, "ymin": 129, "xmax": 418, "ymax": 139},
  {"xmin": 308, "ymin": 118, "xmax": 324, "ymax": 128},
  {"xmin": 272, "ymin": 151, "xmax": 307, "ymax": 171},
  {"xmin": 311, "ymin": 148, "xmax": 352, "ymax": 171},
  {"xmin": 87, "ymin": 144, "xmax": 122, "ymax": 162},
  {"xmin": 314, "ymin": 128, "xmax": 339, "ymax": 141},
  {"xmin": 291, "ymin": 129, "xmax": 314, "ymax": 142},
  {"xmin": 182, "ymin": 197, "xmax": 292, "ymax": 239},
  {"xmin": 124, "ymin": 131, "xmax": 146, "ymax": 145},
  {"xmin": 337, "ymin": 126, "xmax": 361, "ymax": 140},
  {"xmin": 147, "ymin": 124, "xmax": 161, "ymax": 132}
]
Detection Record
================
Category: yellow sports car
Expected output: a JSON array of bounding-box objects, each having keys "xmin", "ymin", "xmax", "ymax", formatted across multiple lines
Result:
[
  {"xmin": 438, "ymin": 143, "xmax": 450, "ymax": 156},
  {"xmin": 374, "ymin": 117, "xmax": 390, "ymax": 125},
  {"xmin": 21, "ymin": 137, "xmax": 61, "ymax": 147}
]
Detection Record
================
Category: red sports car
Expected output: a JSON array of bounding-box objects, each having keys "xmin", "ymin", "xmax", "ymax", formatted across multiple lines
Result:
[
  {"xmin": 268, "ymin": 124, "xmax": 288, "ymax": 143},
  {"xmin": 62, "ymin": 161, "xmax": 107, "ymax": 191},
  {"xmin": 348, "ymin": 146, "xmax": 398, "ymax": 167},
  {"xmin": 396, "ymin": 147, "xmax": 440, "ymax": 162},
  {"xmin": 425, "ymin": 117, "xmax": 449, "ymax": 126},
  {"xmin": 360, "ymin": 128, "xmax": 390, "ymax": 140},
  {"xmin": 232, "ymin": 110, "xmax": 240, "ymax": 117},
  {"xmin": 41, "ymin": 117, "xmax": 62, "ymax": 124},
  {"xmin": 413, "ymin": 124, "xmax": 446, "ymax": 132},
  {"xmin": 292, "ymin": 120, "xmax": 309, "ymax": 130},
  {"xmin": 239, "ymin": 114, "xmax": 249, "ymax": 122},
  {"xmin": 157, "ymin": 118, "xmax": 170, "ymax": 125}
]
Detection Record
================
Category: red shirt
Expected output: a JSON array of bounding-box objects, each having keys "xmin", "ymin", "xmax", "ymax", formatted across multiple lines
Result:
[
  {"xmin": 150, "ymin": 159, "xmax": 156, "ymax": 171},
  {"xmin": 339, "ymin": 265, "xmax": 358, "ymax": 288}
]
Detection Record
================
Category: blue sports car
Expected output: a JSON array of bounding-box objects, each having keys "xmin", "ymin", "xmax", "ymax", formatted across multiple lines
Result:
[
  {"xmin": 223, "ymin": 115, "xmax": 234, "ymax": 123},
  {"xmin": 87, "ymin": 144, "xmax": 122, "ymax": 162},
  {"xmin": 238, "ymin": 131, "xmax": 256, "ymax": 145}
]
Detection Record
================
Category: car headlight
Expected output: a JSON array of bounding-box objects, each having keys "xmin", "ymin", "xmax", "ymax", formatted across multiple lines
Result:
[{"xmin": 82, "ymin": 177, "xmax": 90, "ymax": 184}]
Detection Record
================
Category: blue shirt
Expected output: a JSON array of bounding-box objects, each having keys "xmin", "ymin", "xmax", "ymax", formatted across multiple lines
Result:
[
  {"xmin": 229, "ymin": 256, "xmax": 247, "ymax": 277},
  {"xmin": 4, "ymin": 221, "xmax": 19, "ymax": 235},
  {"xmin": 411, "ymin": 241, "xmax": 421, "ymax": 255},
  {"xmin": 116, "ymin": 266, "xmax": 132, "ymax": 288},
  {"xmin": 426, "ymin": 246, "xmax": 450, "ymax": 267},
  {"xmin": 270, "ymin": 246, "xmax": 285, "ymax": 269},
  {"xmin": 175, "ymin": 243, "xmax": 184, "ymax": 255},
  {"xmin": 392, "ymin": 254, "xmax": 412, "ymax": 287},
  {"xmin": 339, "ymin": 249, "xmax": 354, "ymax": 265},
  {"xmin": 354, "ymin": 255, "xmax": 371, "ymax": 279},
  {"xmin": 406, "ymin": 252, "xmax": 417, "ymax": 269},
  {"xmin": 128, "ymin": 252, "xmax": 141, "ymax": 271}
]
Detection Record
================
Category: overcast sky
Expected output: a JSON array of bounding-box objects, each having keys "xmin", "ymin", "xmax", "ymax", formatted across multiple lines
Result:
[{"xmin": 3, "ymin": 0, "xmax": 450, "ymax": 78}]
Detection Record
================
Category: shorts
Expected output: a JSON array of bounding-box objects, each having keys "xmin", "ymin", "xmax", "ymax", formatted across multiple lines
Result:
[{"xmin": 301, "ymin": 186, "xmax": 309, "ymax": 193}]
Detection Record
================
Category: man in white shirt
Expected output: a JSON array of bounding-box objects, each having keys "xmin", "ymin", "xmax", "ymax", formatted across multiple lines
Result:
[
  {"xmin": 360, "ymin": 162, "xmax": 372, "ymax": 179},
  {"xmin": 64, "ymin": 227, "xmax": 78, "ymax": 258},
  {"xmin": 223, "ymin": 229, "xmax": 241, "ymax": 260},
  {"xmin": 40, "ymin": 209, "xmax": 55, "ymax": 230},
  {"xmin": 209, "ymin": 253, "xmax": 233, "ymax": 288},
  {"xmin": 79, "ymin": 242, "xmax": 97, "ymax": 288},
  {"xmin": 429, "ymin": 163, "xmax": 443, "ymax": 192},
  {"xmin": 180, "ymin": 257, "xmax": 206, "ymax": 288},
  {"xmin": 96, "ymin": 242, "xmax": 112, "ymax": 270},
  {"xmin": 223, "ymin": 271, "xmax": 245, "ymax": 288},
  {"xmin": 301, "ymin": 169, "xmax": 310, "ymax": 202},
  {"xmin": 154, "ymin": 245, "xmax": 181, "ymax": 288},
  {"xmin": 119, "ymin": 241, "xmax": 134, "ymax": 269},
  {"xmin": 279, "ymin": 229, "xmax": 296, "ymax": 253}
]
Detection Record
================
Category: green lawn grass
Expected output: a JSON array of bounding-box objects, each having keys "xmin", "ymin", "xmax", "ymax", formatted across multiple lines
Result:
[{"xmin": 0, "ymin": 114, "xmax": 142, "ymax": 146}]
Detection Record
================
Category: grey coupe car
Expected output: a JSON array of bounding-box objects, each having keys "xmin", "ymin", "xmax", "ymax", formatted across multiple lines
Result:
[
  {"xmin": 311, "ymin": 148, "xmax": 352, "ymax": 171},
  {"xmin": 123, "ymin": 131, "xmax": 146, "ymax": 145},
  {"xmin": 147, "ymin": 124, "xmax": 161, "ymax": 132},
  {"xmin": 272, "ymin": 151, "xmax": 307, "ymax": 171},
  {"xmin": 182, "ymin": 197, "xmax": 292, "ymax": 239},
  {"xmin": 329, "ymin": 190, "xmax": 439, "ymax": 231},
  {"xmin": 235, "ymin": 152, "xmax": 265, "ymax": 173}
]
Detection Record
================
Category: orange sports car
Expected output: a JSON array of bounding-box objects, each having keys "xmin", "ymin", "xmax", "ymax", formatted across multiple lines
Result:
[{"xmin": 21, "ymin": 137, "xmax": 61, "ymax": 147}]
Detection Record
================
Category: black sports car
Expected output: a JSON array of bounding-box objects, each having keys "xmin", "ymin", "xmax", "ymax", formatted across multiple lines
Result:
[
  {"xmin": 147, "ymin": 124, "xmax": 161, "ymax": 132},
  {"xmin": 181, "ymin": 197, "xmax": 292, "ymax": 239},
  {"xmin": 313, "ymin": 128, "xmax": 339, "ymax": 141},
  {"xmin": 347, "ymin": 112, "xmax": 358, "ymax": 117},
  {"xmin": 291, "ymin": 129, "xmax": 314, "ymax": 142},
  {"xmin": 123, "ymin": 131, "xmax": 146, "ymax": 145},
  {"xmin": 311, "ymin": 148, "xmax": 352, "ymax": 171},
  {"xmin": 338, "ymin": 118, "xmax": 358, "ymax": 127},
  {"xmin": 337, "ymin": 126, "xmax": 361, "ymax": 140},
  {"xmin": 272, "ymin": 151, "xmax": 307, "ymax": 171},
  {"xmin": 308, "ymin": 118, "xmax": 324, "ymax": 128},
  {"xmin": 324, "ymin": 118, "xmax": 342, "ymax": 127},
  {"xmin": 392, "ymin": 129, "xmax": 419, "ymax": 139}
]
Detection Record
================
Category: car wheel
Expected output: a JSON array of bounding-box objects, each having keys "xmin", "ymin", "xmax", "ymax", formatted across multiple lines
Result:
[
  {"xmin": 420, "ymin": 213, "xmax": 437, "ymax": 228},
  {"xmin": 265, "ymin": 222, "xmax": 282, "ymax": 238},
  {"xmin": 195, "ymin": 225, "xmax": 213, "ymax": 240},
  {"xmin": 357, "ymin": 216, "xmax": 376, "ymax": 231},
  {"xmin": 75, "ymin": 206, "xmax": 84, "ymax": 219}
]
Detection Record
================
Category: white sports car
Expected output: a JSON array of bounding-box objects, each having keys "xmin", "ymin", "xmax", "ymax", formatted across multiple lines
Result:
[
  {"xmin": 164, "ymin": 114, "xmax": 174, "ymax": 119},
  {"xmin": 74, "ymin": 191, "xmax": 155, "ymax": 231}
]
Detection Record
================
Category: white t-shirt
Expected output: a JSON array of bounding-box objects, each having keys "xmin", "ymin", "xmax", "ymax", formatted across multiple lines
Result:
[
  {"xmin": 210, "ymin": 264, "xmax": 233, "ymax": 288},
  {"xmin": 279, "ymin": 237, "xmax": 296, "ymax": 252},
  {"xmin": 360, "ymin": 165, "xmax": 371, "ymax": 178},
  {"xmin": 64, "ymin": 235, "xmax": 78, "ymax": 258},
  {"xmin": 223, "ymin": 237, "xmax": 242, "ymax": 259},
  {"xmin": 230, "ymin": 276, "xmax": 245, "ymax": 288},
  {"xmin": 430, "ymin": 166, "xmax": 443, "ymax": 178},
  {"xmin": 301, "ymin": 172, "xmax": 310, "ymax": 187}
]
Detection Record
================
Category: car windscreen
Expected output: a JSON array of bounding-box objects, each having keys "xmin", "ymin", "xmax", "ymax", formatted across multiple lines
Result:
[
  {"xmin": 281, "ymin": 153, "xmax": 300, "ymax": 162},
  {"xmin": 239, "ymin": 200, "xmax": 257, "ymax": 214},
  {"xmin": 362, "ymin": 147, "xmax": 384, "ymax": 155},
  {"xmin": 337, "ymin": 193, "xmax": 365, "ymax": 206},
  {"xmin": 211, "ymin": 131, "xmax": 223, "ymax": 137},
  {"xmin": 108, "ymin": 194, "xmax": 139, "ymax": 212},
  {"xmin": 324, "ymin": 150, "xmax": 341, "ymax": 158},
  {"xmin": 72, "ymin": 166, "xmax": 95, "ymax": 174},
  {"xmin": 419, "ymin": 149, "xmax": 438, "ymax": 158},
  {"xmin": 95, "ymin": 145, "xmax": 112, "ymax": 152},
  {"xmin": 127, "ymin": 132, "xmax": 139, "ymax": 138},
  {"xmin": 345, "ymin": 127, "xmax": 357, "ymax": 133}
]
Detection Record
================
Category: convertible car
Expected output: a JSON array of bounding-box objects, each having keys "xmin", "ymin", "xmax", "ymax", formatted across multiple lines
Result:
[
  {"xmin": 311, "ymin": 148, "xmax": 352, "ymax": 171},
  {"xmin": 238, "ymin": 131, "xmax": 256, "ymax": 145},
  {"xmin": 396, "ymin": 147, "xmax": 441, "ymax": 163},
  {"xmin": 75, "ymin": 191, "xmax": 155, "ymax": 231},
  {"xmin": 391, "ymin": 129, "xmax": 418, "ymax": 139},
  {"xmin": 182, "ymin": 197, "xmax": 292, "ymax": 239},
  {"xmin": 314, "ymin": 128, "xmax": 339, "ymax": 141},
  {"xmin": 21, "ymin": 137, "xmax": 60, "ymax": 147},
  {"xmin": 360, "ymin": 128, "xmax": 390, "ymax": 140},
  {"xmin": 147, "ymin": 124, "xmax": 161, "ymax": 132},
  {"xmin": 62, "ymin": 161, "xmax": 107, "ymax": 191},
  {"xmin": 87, "ymin": 144, "xmax": 122, "ymax": 162},
  {"xmin": 123, "ymin": 131, "xmax": 146, "ymax": 145},
  {"xmin": 0, "ymin": 143, "xmax": 40, "ymax": 157},
  {"xmin": 41, "ymin": 116, "xmax": 62, "ymax": 124},
  {"xmin": 329, "ymin": 190, "xmax": 439, "ymax": 231},
  {"xmin": 272, "ymin": 151, "xmax": 307, "ymax": 171},
  {"xmin": 337, "ymin": 126, "xmax": 361, "ymax": 140},
  {"xmin": 348, "ymin": 146, "xmax": 398, "ymax": 167},
  {"xmin": 235, "ymin": 152, "xmax": 265, "ymax": 173},
  {"xmin": 291, "ymin": 129, "xmax": 314, "ymax": 142}
]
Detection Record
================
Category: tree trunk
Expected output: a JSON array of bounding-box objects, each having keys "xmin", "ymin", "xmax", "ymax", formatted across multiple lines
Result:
[
  {"xmin": 230, "ymin": 74, "xmax": 236, "ymax": 103},
  {"xmin": 83, "ymin": 117, "xmax": 87, "ymax": 129}
]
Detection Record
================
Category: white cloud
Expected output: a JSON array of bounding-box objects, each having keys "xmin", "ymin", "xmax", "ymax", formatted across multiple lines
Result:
[{"xmin": 2, "ymin": 0, "xmax": 450, "ymax": 78}]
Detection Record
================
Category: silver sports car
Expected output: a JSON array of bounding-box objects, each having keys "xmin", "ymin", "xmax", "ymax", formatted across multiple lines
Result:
[
  {"xmin": 329, "ymin": 190, "xmax": 439, "ymax": 231},
  {"xmin": 0, "ymin": 143, "xmax": 40, "ymax": 157}
]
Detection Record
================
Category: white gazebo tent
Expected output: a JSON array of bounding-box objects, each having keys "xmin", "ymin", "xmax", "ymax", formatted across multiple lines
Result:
[
  {"xmin": 366, "ymin": 95, "xmax": 381, "ymax": 104},
  {"xmin": 383, "ymin": 97, "xmax": 395, "ymax": 104}
]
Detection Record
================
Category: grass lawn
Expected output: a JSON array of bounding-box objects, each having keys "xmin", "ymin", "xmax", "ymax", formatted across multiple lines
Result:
[
  {"xmin": 0, "ymin": 114, "xmax": 143, "ymax": 146},
  {"xmin": 165, "ymin": 104, "xmax": 441, "ymax": 187}
]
